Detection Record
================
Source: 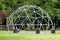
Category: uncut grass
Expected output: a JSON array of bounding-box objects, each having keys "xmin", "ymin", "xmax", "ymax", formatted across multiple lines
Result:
[{"xmin": 0, "ymin": 30, "xmax": 60, "ymax": 40}]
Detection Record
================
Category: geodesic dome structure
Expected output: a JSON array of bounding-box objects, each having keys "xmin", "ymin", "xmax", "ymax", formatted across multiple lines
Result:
[{"xmin": 7, "ymin": 5, "xmax": 54, "ymax": 32}]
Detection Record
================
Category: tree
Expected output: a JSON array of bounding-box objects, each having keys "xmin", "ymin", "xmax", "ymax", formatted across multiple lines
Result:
[{"xmin": 0, "ymin": 3, "xmax": 5, "ymax": 11}]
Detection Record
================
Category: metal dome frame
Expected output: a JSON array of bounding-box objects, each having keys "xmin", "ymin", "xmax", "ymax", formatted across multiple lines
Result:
[{"xmin": 7, "ymin": 5, "xmax": 55, "ymax": 33}]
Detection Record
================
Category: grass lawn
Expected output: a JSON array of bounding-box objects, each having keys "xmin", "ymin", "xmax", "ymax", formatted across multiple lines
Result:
[{"xmin": 0, "ymin": 30, "xmax": 60, "ymax": 40}]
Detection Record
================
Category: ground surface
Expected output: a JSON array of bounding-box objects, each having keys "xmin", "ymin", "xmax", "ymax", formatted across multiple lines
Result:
[{"xmin": 0, "ymin": 30, "xmax": 60, "ymax": 40}]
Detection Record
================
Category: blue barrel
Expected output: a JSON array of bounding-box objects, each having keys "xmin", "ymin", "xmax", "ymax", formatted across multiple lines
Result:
[{"xmin": 13, "ymin": 28, "xmax": 20, "ymax": 33}]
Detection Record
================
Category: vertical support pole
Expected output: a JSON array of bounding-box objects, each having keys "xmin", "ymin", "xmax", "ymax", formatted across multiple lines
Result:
[
  {"xmin": 48, "ymin": 17, "xmax": 49, "ymax": 28},
  {"xmin": 51, "ymin": 23, "xmax": 55, "ymax": 34},
  {"xmin": 6, "ymin": 17, "xmax": 9, "ymax": 32},
  {"xmin": 7, "ymin": 24, "xmax": 9, "ymax": 32},
  {"xmin": 1, "ymin": 25, "xmax": 2, "ymax": 30},
  {"xmin": 12, "ymin": 25, "xmax": 14, "ymax": 31}
]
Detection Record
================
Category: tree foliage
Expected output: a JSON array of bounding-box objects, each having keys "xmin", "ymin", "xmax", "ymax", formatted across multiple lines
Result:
[{"xmin": 0, "ymin": 0, "xmax": 60, "ymax": 26}]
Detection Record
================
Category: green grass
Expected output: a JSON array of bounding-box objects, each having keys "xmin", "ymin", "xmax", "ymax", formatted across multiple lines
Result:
[{"xmin": 0, "ymin": 30, "xmax": 60, "ymax": 40}]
